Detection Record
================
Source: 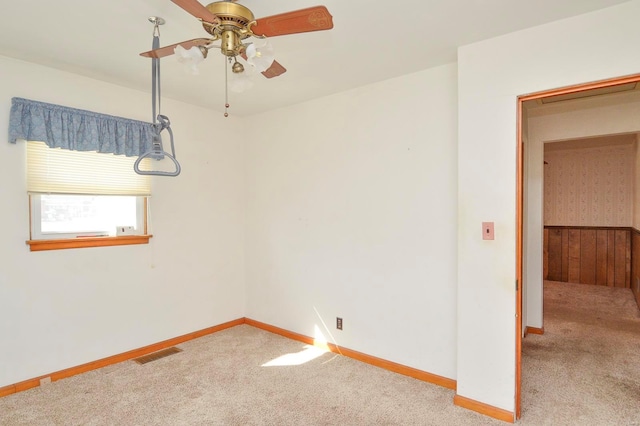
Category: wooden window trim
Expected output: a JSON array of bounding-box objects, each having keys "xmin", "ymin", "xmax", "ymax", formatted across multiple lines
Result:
[
  {"xmin": 27, "ymin": 198, "xmax": 150, "ymax": 252},
  {"xmin": 26, "ymin": 235, "xmax": 152, "ymax": 252}
]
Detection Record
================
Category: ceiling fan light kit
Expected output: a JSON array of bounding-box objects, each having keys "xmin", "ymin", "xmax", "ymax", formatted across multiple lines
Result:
[
  {"xmin": 140, "ymin": 0, "xmax": 333, "ymax": 116},
  {"xmin": 245, "ymin": 41, "xmax": 275, "ymax": 73},
  {"xmin": 228, "ymin": 66, "xmax": 254, "ymax": 93},
  {"xmin": 175, "ymin": 45, "xmax": 207, "ymax": 74}
]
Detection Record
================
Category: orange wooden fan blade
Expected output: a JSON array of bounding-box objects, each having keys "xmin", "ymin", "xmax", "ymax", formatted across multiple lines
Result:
[
  {"xmin": 251, "ymin": 6, "xmax": 333, "ymax": 37},
  {"xmin": 140, "ymin": 38, "xmax": 212, "ymax": 58},
  {"xmin": 240, "ymin": 52, "xmax": 288, "ymax": 79},
  {"xmin": 261, "ymin": 60, "xmax": 287, "ymax": 79},
  {"xmin": 171, "ymin": 0, "xmax": 219, "ymax": 24}
]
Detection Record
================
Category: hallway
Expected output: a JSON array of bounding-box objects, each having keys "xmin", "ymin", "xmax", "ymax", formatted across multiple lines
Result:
[{"xmin": 521, "ymin": 280, "xmax": 640, "ymax": 424}]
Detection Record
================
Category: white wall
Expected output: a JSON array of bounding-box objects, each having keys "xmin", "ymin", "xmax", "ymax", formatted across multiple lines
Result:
[
  {"xmin": 457, "ymin": 0, "xmax": 640, "ymax": 412},
  {"xmin": 244, "ymin": 64, "xmax": 459, "ymax": 379},
  {"xmin": 525, "ymin": 95, "xmax": 640, "ymax": 330},
  {"xmin": 0, "ymin": 56, "xmax": 246, "ymax": 387}
]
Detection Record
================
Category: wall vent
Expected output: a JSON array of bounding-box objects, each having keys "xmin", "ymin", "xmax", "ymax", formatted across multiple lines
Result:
[{"xmin": 134, "ymin": 347, "xmax": 182, "ymax": 365}]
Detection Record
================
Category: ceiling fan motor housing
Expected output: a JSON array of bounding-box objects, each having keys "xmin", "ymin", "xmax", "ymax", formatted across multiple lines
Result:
[{"xmin": 204, "ymin": 1, "xmax": 255, "ymax": 56}]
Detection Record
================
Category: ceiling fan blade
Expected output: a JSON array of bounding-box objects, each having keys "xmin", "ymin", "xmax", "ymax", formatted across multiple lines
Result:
[
  {"xmin": 240, "ymin": 51, "xmax": 287, "ymax": 79},
  {"xmin": 140, "ymin": 38, "xmax": 212, "ymax": 58},
  {"xmin": 261, "ymin": 60, "xmax": 287, "ymax": 79},
  {"xmin": 171, "ymin": 0, "xmax": 219, "ymax": 24},
  {"xmin": 251, "ymin": 6, "xmax": 333, "ymax": 37}
]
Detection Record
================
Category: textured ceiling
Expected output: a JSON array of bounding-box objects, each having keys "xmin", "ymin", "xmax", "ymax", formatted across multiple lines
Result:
[{"xmin": 0, "ymin": 0, "xmax": 632, "ymax": 116}]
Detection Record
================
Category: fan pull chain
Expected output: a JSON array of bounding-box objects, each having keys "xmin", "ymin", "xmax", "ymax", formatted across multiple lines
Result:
[{"xmin": 224, "ymin": 57, "xmax": 230, "ymax": 117}]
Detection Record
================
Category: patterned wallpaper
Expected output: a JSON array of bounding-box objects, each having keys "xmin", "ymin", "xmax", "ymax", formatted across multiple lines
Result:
[{"xmin": 544, "ymin": 143, "xmax": 635, "ymax": 226}]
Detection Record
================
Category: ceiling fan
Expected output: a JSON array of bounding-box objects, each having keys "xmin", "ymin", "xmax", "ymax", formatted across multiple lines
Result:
[{"xmin": 140, "ymin": 0, "xmax": 334, "ymax": 79}]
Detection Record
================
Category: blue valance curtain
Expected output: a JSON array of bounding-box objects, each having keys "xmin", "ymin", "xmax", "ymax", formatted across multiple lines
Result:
[{"xmin": 8, "ymin": 97, "xmax": 156, "ymax": 157}]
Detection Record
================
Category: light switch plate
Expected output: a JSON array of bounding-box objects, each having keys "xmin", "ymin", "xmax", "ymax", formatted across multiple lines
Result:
[{"xmin": 482, "ymin": 222, "xmax": 494, "ymax": 240}]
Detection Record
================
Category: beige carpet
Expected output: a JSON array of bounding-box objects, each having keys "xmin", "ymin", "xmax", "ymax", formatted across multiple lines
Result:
[
  {"xmin": 521, "ymin": 280, "xmax": 640, "ymax": 425},
  {"xmin": 0, "ymin": 325, "xmax": 501, "ymax": 426},
  {"xmin": 1, "ymin": 282, "xmax": 638, "ymax": 425}
]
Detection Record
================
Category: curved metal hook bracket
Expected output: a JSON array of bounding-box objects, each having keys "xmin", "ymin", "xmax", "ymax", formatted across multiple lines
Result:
[
  {"xmin": 134, "ymin": 149, "xmax": 181, "ymax": 177},
  {"xmin": 134, "ymin": 115, "xmax": 181, "ymax": 177},
  {"xmin": 142, "ymin": 20, "xmax": 181, "ymax": 177}
]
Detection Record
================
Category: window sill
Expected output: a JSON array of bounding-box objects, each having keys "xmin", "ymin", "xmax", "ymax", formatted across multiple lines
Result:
[{"xmin": 26, "ymin": 235, "xmax": 153, "ymax": 252}]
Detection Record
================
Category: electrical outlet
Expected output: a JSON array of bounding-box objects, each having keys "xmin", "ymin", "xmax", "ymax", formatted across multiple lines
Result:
[
  {"xmin": 336, "ymin": 317, "xmax": 343, "ymax": 330},
  {"xmin": 116, "ymin": 226, "xmax": 136, "ymax": 236}
]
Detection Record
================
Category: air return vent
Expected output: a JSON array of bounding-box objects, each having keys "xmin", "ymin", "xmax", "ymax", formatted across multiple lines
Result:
[{"xmin": 134, "ymin": 347, "xmax": 182, "ymax": 364}]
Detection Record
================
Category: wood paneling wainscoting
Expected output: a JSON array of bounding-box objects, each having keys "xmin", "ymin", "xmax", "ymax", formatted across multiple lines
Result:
[{"xmin": 543, "ymin": 226, "xmax": 631, "ymax": 288}]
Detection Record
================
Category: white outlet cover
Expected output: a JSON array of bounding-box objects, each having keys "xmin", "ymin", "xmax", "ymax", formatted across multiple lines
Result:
[{"xmin": 116, "ymin": 226, "xmax": 136, "ymax": 236}]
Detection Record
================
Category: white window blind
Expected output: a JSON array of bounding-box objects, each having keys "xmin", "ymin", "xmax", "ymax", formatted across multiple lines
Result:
[{"xmin": 27, "ymin": 141, "xmax": 151, "ymax": 195}]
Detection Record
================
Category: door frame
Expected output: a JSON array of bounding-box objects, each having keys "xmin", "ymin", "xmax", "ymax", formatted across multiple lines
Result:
[{"xmin": 515, "ymin": 72, "xmax": 640, "ymax": 420}]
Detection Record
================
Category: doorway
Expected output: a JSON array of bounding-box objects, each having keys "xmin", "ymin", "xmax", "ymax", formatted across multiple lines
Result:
[{"xmin": 516, "ymin": 73, "xmax": 640, "ymax": 419}]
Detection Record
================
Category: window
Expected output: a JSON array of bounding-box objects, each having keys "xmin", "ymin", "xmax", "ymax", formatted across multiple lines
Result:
[
  {"xmin": 31, "ymin": 194, "xmax": 145, "ymax": 239},
  {"xmin": 26, "ymin": 141, "xmax": 152, "ymax": 251}
]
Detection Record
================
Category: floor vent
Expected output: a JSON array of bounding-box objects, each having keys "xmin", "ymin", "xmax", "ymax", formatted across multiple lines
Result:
[{"xmin": 134, "ymin": 347, "xmax": 183, "ymax": 365}]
